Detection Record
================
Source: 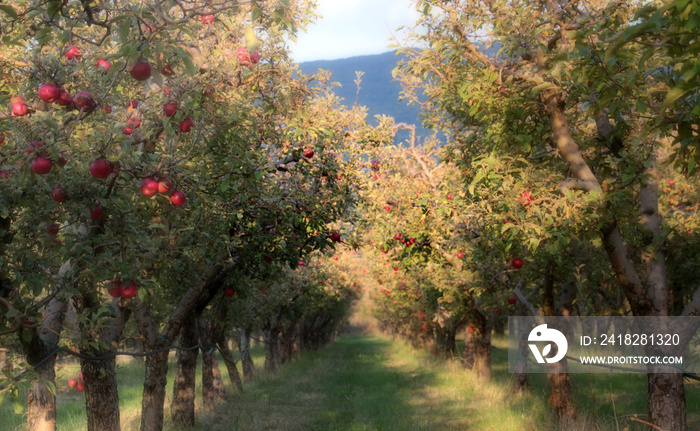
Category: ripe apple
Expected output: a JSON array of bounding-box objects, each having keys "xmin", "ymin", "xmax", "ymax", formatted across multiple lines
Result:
[
  {"xmin": 298, "ymin": 261, "xmax": 304, "ymax": 266},
  {"xmin": 90, "ymin": 205, "xmax": 103, "ymax": 220},
  {"xmin": 330, "ymin": 232, "xmax": 341, "ymax": 242},
  {"xmin": 97, "ymin": 58, "xmax": 111, "ymax": 73},
  {"xmin": 518, "ymin": 190, "xmax": 533, "ymax": 205},
  {"xmin": 121, "ymin": 127, "xmax": 133, "ymax": 135},
  {"xmin": 161, "ymin": 64, "xmax": 173, "ymax": 76},
  {"xmin": 129, "ymin": 99, "xmax": 138, "ymax": 109},
  {"xmin": 56, "ymin": 92, "xmax": 73, "ymax": 106},
  {"xmin": 163, "ymin": 102, "xmax": 178, "ymax": 117},
  {"xmin": 31, "ymin": 157, "xmax": 52, "ymax": 175},
  {"xmin": 52, "ymin": 186, "xmax": 67, "ymax": 202},
  {"xmin": 446, "ymin": 194, "xmax": 452, "ymax": 200},
  {"xmin": 47, "ymin": 223, "xmax": 59, "ymax": 236},
  {"xmin": 201, "ymin": 14, "xmax": 215, "ymax": 24},
  {"xmin": 468, "ymin": 327, "xmax": 474, "ymax": 333},
  {"xmin": 384, "ymin": 205, "xmax": 391, "ymax": 211},
  {"xmin": 511, "ymin": 258, "xmax": 524, "ymax": 269},
  {"xmin": 668, "ymin": 179, "xmax": 675, "ymax": 187},
  {"xmin": 102, "ymin": 105, "xmax": 112, "ymax": 114},
  {"xmin": 508, "ymin": 297, "xmax": 516, "ymax": 305},
  {"xmin": 395, "ymin": 233, "xmax": 401, "ymax": 239},
  {"xmin": 11, "ymin": 101, "xmax": 28, "ymax": 116},
  {"xmin": 456, "ymin": 252, "xmax": 463, "ymax": 258},
  {"xmin": 493, "ymin": 307, "xmax": 499, "ymax": 313},
  {"xmin": 64, "ymin": 46, "xmax": 81, "ymax": 60},
  {"xmin": 130, "ymin": 60, "xmax": 152, "ymax": 81},
  {"xmin": 38, "ymin": 83, "xmax": 61, "ymax": 103},
  {"xmin": 119, "ymin": 282, "xmax": 137, "ymax": 299},
  {"xmin": 127, "ymin": 117, "xmax": 141, "ymax": 128},
  {"xmin": 156, "ymin": 177, "xmax": 172, "ymax": 194},
  {"xmin": 179, "ymin": 118, "xmax": 194, "ymax": 133},
  {"xmin": 170, "ymin": 190, "xmax": 186, "ymax": 206},
  {"xmin": 75, "ymin": 382, "xmax": 84, "ymax": 392},
  {"xmin": 224, "ymin": 286, "xmax": 235, "ymax": 297},
  {"xmin": 68, "ymin": 378, "xmax": 78, "ymax": 388},
  {"xmin": 107, "ymin": 281, "xmax": 121, "ymax": 298},
  {"xmin": 74, "ymin": 91, "xmax": 95, "ymax": 111},
  {"xmin": 90, "ymin": 159, "xmax": 113, "ymax": 178},
  {"xmin": 140, "ymin": 178, "xmax": 158, "ymax": 196},
  {"xmin": 249, "ymin": 52, "xmax": 261, "ymax": 64},
  {"xmin": 303, "ymin": 148, "xmax": 314, "ymax": 158},
  {"xmin": 27, "ymin": 141, "xmax": 45, "ymax": 154}
]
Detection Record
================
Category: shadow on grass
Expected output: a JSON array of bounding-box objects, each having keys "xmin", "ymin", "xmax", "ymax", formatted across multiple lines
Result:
[{"xmin": 198, "ymin": 334, "xmax": 455, "ymax": 431}]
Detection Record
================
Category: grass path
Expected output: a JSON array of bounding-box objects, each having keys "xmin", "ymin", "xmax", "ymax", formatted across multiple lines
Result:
[{"xmin": 194, "ymin": 333, "xmax": 545, "ymax": 431}]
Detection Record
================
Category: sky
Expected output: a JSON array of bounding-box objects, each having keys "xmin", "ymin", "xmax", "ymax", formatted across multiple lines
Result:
[{"xmin": 289, "ymin": 0, "xmax": 421, "ymax": 63}]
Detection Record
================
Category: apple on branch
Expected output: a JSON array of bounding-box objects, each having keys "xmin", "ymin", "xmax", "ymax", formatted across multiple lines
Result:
[{"xmin": 130, "ymin": 60, "xmax": 152, "ymax": 81}]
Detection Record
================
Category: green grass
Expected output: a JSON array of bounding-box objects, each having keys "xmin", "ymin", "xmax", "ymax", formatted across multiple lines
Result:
[{"xmin": 3, "ymin": 334, "xmax": 699, "ymax": 430}]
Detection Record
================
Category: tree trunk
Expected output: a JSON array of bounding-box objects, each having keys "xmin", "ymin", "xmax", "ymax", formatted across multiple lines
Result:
[
  {"xmin": 23, "ymin": 298, "xmax": 67, "ymax": 431},
  {"xmin": 80, "ymin": 353, "xmax": 120, "ymax": 431},
  {"xmin": 140, "ymin": 350, "xmax": 169, "ymax": 431},
  {"xmin": 461, "ymin": 326, "xmax": 475, "ymax": 369},
  {"xmin": 547, "ymin": 360, "xmax": 576, "ymax": 420},
  {"xmin": 472, "ymin": 313, "xmax": 491, "ymax": 380},
  {"xmin": 511, "ymin": 315, "xmax": 530, "ymax": 394},
  {"xmin": 648, "ymin": 372, "xmax": 685, "ymax": 431},
  {"xmin": 215, "ymin": 333, "xmax": 243, "ymax": 392},
  {"xmin": 199, "ymin": 320, "xmax": 225, "ymax": 411},
  {"xmin": 238, "ymin": 327, "xmax": 257, "ymax": 381},
  {"xmin": 264, "ymin": 327, "xmax": 280, "ymax": 373},
  {"xmin": 171, "ymin": 313, "xmax": 199, "ymax": 427}
]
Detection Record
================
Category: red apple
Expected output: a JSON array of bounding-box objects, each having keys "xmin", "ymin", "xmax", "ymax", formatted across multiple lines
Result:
[
  {"xmin": 303, "ymin": 148, "xmax": 314, "ymax": 158},
  {"xmin": 161, "ymin": 64, "xmax": 173, "ymax": 76},
  {"xmin": 119, "ymin": 282, "xmax": 137, "ymax": 299},
  {"xmin": 668, "ymin": 179, "xmax": 675, "ymax": 187},
  {"xmin": 446, "ymin": 194, "xmax": 452, "ymax": 200},
  {"xmin": 249, "ymin": 52, "xmax": 261, "ymax": 64},
  {"xmin": 0, "ymin": 169, "xmax": 11, "ymax": 180},
  {"xmin": 129, "ymin": 99, "xmax": 138, "ymax": 109},
  {"xmin": 157, "ymin": 177, "xmax": 172, "ymax": 194},
  {"xmin": 456, "ymin": 252, "xmax": 463, "ymax": 258},
  {"xmin": 201, "ymin": 14, "xmax": 215, "ymax": 24},
  {"xmin": 179, "ymin": 118, "xmax": 194, "ymax": 132},
  {"xmin": 121, "ymin": 127, "xmax": 133, "ymax": 135},
  {"xmin": 330, "ymin": 232, "xmax": 341, "ymax": 242},
  {"xmin": 74, "ymin": 91, "xmax": 95, "ymax": 111},
  {"xmin": 107, "ymin": 281, "xmax": 121, "ymax": 298},
  {"xmin": 493, "ymin": 307, "xmax": 499, "ymax": 313},
  {"xmin": 31, "ymin": 157, "xmax": 52, "ymax": 175},
  {"xmin": 38, "ymin": 83, "xmax": 61, "ymax": 103},
  {"xmin": 97, "ymin": 58, "xmax": 112, "ymax": 73},
  {"xmin": 90, "ymin": 159, "xmax": 113, "ymax": 178},
  {"xmin": 163, "ymin": 102, "xmax": 178, "ymax": 117},
  {"xmin": 298, "ymin": 261, "xmax": 304, "ymax": 266},
  {"xmin": 170, "ymin": 190, "xmax": 186, "ymax": 206},
  {"xmin": 468, "ymin": 327, "xmax": 474, "ymax": 333},
  {"xmin": 140, "ymin": 178, "xmax": 158, "ymax": 196},
  {"xmin": 90, "ymin": 205, "xmax": 103, "ymax": 220},
  {"xmin": 75, "ymin": 382, "xmax": 84, "ymax": 392},
  {"xmin": 518, "ymin": 190, "xmax": 533, "ymax": 205},
  {"xmin": 11, "ymin": 101, "xmax": 28, "ymax": 116},
  {"xmin": 27, "ymin": 141, "xmax": 45, "ymax": 154},
  {"xmin": 56, "ymin": 91, "xmax": 73, "ymax": 106},
  {"xmin": 68, "ymin": 378, "xmax": 78, "ymax": 388},
  {"xmin": 102, "ymin": 104, "xmax": 112, "ymax": 114},
  {"xmin": 47, "ymin": 223, "xmax": 59, "ymax": 236},
  {"xmin": 130, "ymin": 60, "xmax": 152, "ymax": 81},
  {"xmin": 224, "ymin": 286, "xmax": 235, "ymax": 297},
  {"xmin": 508, "ymin": 297, "xmax": 517, "ymax": 305},
  {"xmin": 511, "ymin": 258, "xmax": 524, "ymax": 269},
  {"xmin": 64, "ymin": 46, "xmax": 81, "ymax": 60},
  {"xmin": 127, "ymin": 117, "xmax": 141, "ymax": 128},
  {"xmin": 384, "ymin": 205, "xmax": 391, "ymax": 211},
  {"xmin": 52, "ymin": 186, "xmax": 67, "ymax": 202}
]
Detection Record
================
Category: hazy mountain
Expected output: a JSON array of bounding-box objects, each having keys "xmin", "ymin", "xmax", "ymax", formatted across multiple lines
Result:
[{"xmin": 298, "ymin": 51, "xmax": 432, "ymax": 143}]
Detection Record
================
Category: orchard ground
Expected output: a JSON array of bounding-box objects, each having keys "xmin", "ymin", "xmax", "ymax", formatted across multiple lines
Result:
[{"xmin": 4, "ymin": 328, "xmax": 698, "ymax": 430}]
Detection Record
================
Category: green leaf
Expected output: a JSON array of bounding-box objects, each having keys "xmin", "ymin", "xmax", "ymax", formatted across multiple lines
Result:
[
  {"xmin": 45, "ymin": 381, "xmax": 57, "ymax": 396},
  {"xmin": 0, "ymin": 5, "xmax": 18, "ymax": 19},
  {"xmin": 662, "ymin": 87, "xmax": 689, "ymax": 108},
  {"xmin": 531, "ymin": 82, "xmax": 557, "ymax": 93}
]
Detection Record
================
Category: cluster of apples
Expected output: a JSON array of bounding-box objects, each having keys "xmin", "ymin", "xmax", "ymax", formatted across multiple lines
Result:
[
  {"xmin": 140, "ymin": 176, "xmax": 186, "ymax": 207},
  {"xmin": 106, "ymin": 281, "xmax": 138, "ymax": 299},
  {"xmin": 67, "ymin": 371, "xmax": 84, "ymax": 392}
]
